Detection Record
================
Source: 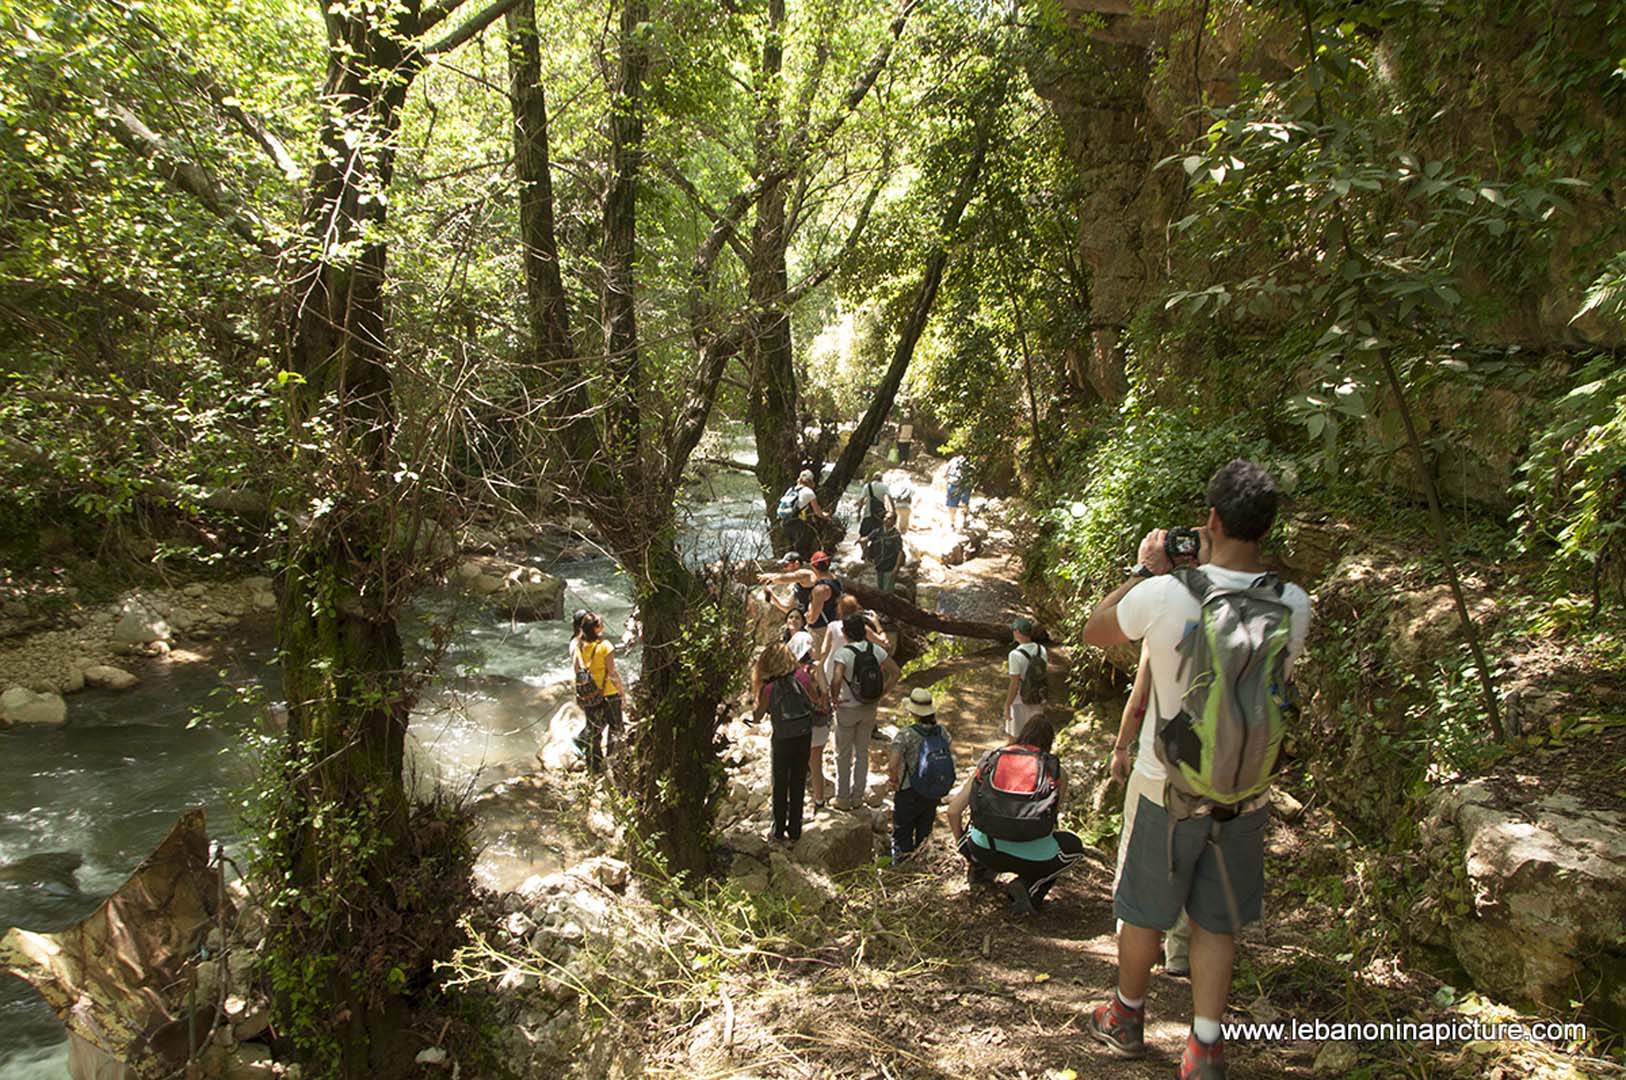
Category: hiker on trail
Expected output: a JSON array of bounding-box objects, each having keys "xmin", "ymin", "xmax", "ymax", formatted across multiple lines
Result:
[
  {"xmin": 1118, "ymin": 648, "xmax": 1189, "ymax": 977},
  {"xmin": 782, "ymin": 608, "xmax": 814, "ymax": 665},
  {"xmin": 796, "ymin": 636, "xmax": 835, "ymax": 811},
  {"xmin": 869, "ymin": 512, "xmax": 907, "ymax": 594},
  {"xmin": 857, "ymin": 470, "xmax": 893, "ymax": 542},
  {"xmin": 775, "ymin": 469, "xmax": 827, "ymax": 559},
  {"xmin": 751, "ymin": 642, "xmax": 824, "ymax": 844},
  {"xmin": 828, "ymin": 612, "xmax": 902, "ymax": 810},
  {"xmin": 821, "ymin": 595, "xmax": 890, "ymax": 688},
  {"xmin": 572, "ymin": 611, "xmax": 625, "ymax": 776},
  {"xmin": 1081, "ymin": 459, "xmax": 1310, "ymax": 1080},
  {"xmin": 889, "ymin": 472, "xmax": 914, "ymax": 532},
  {"xmin": 758, "ymin": 551, "xmax": 818, "ymax": 622},
  {"xmin": 945, "ymin": 454, "xmax": 971, "ymax": 530},
  {"xmin": 948, "ymin": 715, "xmax": 1086, "ymax": 915},
  {"xmin": 1003, "ymin": 616, "xmax": 1048, "ymax": 741},
  {"xmin": 887, "ymin": 688, "xmax": 956, "ymax": 865},
  {"xmin": 896, "ymin": 417, "xmax": 914, "ymax": 463},
  {"xmin": 802, "ymin": 551, "xmax": 843, "ymax": 657}
]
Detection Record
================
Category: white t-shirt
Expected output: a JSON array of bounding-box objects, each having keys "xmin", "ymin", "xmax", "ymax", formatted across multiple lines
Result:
[
  {"xmin": 890, "ymin": 478, "xmax": 914, "ymax": 504},
  {"xmin": 1007, "ymin": 642, "xmax": 1046, "ymax": 678},
  {"xmin": 821, "ymin": 620, "xmax": 850, "ymax": 684},
  {"xmin": 832, "ymin": 640, "xmax": 889, "ymax": 706},
  {"xmin": 1115, "ymin": 565, "xmax": 1311, "ymax": 782},
  {"xmin": 787, "ymin": 629, "xmax": 813, "ymax": 662},
  {"xmin": 795, "ymin": 484, "xmax": 817, "ymax": 512}
]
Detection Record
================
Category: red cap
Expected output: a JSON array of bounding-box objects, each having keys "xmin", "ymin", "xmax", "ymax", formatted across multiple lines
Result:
[{"xmin": 810, "ymin": 550, "xmax": 830, "ymax": 568}]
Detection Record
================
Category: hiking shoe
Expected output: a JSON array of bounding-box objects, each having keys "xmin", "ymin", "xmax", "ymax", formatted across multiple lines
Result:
[
  {"xmin": 1087, "ymin": 995, "xmax": 1146, "ymax": 1058},
  {"xmin": 1179, "ymin": 1033, "xmax": 1225, "ymax": 1079},
  {"xmin": 966, "ymin": 864, "xmax": 994, "ymax": 889},
  {"xmin": 1004, "ymin": 878, "xmax": 1037, "ymax": 916}
]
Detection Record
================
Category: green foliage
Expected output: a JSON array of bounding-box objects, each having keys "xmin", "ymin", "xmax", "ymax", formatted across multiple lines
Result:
[
  {"xmin": 1513, "ymin": 354, "xmax": 1626, "ymax": 611},
  {"xmin": 1026, "ymin": 392, "xmax": 1268, "ymax": 632}
]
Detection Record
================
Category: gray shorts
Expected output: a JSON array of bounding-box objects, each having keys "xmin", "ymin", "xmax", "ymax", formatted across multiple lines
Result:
[{"xmin": 1114, "ymin": 793, "xmax": 1268, "ymax": 935}]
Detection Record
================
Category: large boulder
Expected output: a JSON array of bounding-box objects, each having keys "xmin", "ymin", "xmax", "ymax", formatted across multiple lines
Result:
[
  {"xmin": 112, "ymin": 599, "xmax": 171, "ymax": 645},
  {"xmin": 497, "ymin": 573, "xmax": 566, "ymax": 623},
  {"xmin": 791, "ymin": 811, "xmax": 876, "ymax": 875},
  {"xmin": 1, "ymin": 686, "xmax": 67, "ymax": 726},
  {"xmin": 1418, "ymin": 780, "xmax": 1626, "ymax": 1020}
]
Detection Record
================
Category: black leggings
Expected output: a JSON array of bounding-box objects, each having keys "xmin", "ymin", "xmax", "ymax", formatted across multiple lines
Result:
[
  {"xmin": 581, "ymin": 695, "xmax": 624, "ymax": 775},
  {"xmin": 959, "ymin": 830, "xmax": 1087, "ymax": 904},
  {"xmin": 771, "ymin": 732, "xmax": 812, "ymax": 840}
]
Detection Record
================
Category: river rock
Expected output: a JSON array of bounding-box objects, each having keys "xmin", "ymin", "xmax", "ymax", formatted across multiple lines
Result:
[
  {"xmin": 1, "ymin": 686, "xmax": 68, "ymax": 725},
  {"xmin": 791, "ymin": 812, "xmax": 875, "ymax": 875},
  {"xmin": 1420, "ymin": 779, "xmax": 1626, "ymax": 1019},
  {"xmin": 0, "ymin": 851, "xmax": 82, "ymax": 890},
  {"xmin": 112, "ymin": 600, "xmax": 171, "ymax": 644},
  {"xmin": 496, "ymin": 573, "xmax": 566, "ymax": 622},
  {"xmin": 83, "ymin": 664, "xmax": 139, "ymax": 691},
  {"xmin": 251, "ymin": 590, "xmax": 276, "ymax": 611}
]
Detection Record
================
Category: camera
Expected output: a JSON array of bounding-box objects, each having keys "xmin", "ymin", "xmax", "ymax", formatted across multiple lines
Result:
[{"xmin": 1164, "ymin": 526, "xmax": 1201, "ymax": 566}]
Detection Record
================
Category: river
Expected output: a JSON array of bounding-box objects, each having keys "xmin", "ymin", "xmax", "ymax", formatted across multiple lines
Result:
[{"xmin": 0, "ymin": 433, "xmax": 850, "ymax": 1077}]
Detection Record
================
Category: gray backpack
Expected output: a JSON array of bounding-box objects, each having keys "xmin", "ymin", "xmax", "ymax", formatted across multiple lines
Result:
[{"xmin": 1153, "ymin": 567, "xmax": 1296, "ymax": 809}]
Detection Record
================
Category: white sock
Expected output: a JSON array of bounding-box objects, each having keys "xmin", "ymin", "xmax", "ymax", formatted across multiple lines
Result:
[
  {"xmin": 1116, "ymin": 989, "xmax": 1144, "ymax": 1010},
  {"xmin": 1192, "ymin": 1016, "xmax": 1222, "ymax": 1044}
]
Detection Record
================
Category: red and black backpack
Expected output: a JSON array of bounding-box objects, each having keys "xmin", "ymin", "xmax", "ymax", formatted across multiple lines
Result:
[{"xmin": 969, "ymin": 745, "xmax": 1061, "ymax": 841}]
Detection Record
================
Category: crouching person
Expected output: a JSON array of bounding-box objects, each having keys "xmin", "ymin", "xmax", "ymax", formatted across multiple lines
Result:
[{"xmin": 946, "ymin": 715, "xmax": 1086, "ymax": 915}]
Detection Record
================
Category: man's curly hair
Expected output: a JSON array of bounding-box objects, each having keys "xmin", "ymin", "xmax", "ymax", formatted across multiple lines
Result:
[{"xmin": 1206, "ymin": 459, "xmax": 1279, "ymax": 542}]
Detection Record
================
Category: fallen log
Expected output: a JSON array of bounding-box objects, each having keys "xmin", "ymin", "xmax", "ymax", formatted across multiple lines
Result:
[{"xmin": 842, "ymin": 579, "xmax": 1013, "ymax": 643}]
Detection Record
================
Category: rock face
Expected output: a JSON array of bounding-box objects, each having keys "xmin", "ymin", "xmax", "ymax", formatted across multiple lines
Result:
[
  {"xmin": 790, "ymin": 810, "xmax": 876, "ymax": 875},
  {"xmin": 1419, "ymin": 780, "xmax": 1626, "ymax": 1021},
  {"xmin": 1, "ymin": 686, "xmax": 68, "ymax": 725}
]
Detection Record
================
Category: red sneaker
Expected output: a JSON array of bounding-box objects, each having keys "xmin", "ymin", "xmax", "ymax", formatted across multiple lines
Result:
[
  {"xmin": 1086, "ymin": 995, "xmax": 1145, "ymax": 1058},
  {"xmin": 1179, "ymin": 1032, "xmax": 1226, "ymax": 1079}
]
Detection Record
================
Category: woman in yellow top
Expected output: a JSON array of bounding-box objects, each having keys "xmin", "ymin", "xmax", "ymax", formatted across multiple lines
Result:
[{"xmin": 573, "ymin": 611, "xmax": 625, "ymax": 775}]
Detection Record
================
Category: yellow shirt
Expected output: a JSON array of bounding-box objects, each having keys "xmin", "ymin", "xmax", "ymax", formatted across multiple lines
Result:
[{"xmin": 576, "ymin": 639, "xmax": 619, "ymax": 698}]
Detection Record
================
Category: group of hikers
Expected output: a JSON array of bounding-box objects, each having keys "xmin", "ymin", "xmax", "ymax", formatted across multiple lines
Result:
[{"xmin": 745, "ymin": 457, "xmax": 1309, "ymax": 1080}]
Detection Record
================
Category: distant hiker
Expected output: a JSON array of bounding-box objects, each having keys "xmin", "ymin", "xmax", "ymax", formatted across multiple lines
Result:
[
  {"xmin": 896, "ymin": 418, "xmax": 914, "ymax": 463},
  {"xmin": 889, "ymin": 473, "xmax": 915, "ymax": 532},
  {"xmin": 775, "ymin": 469, "xmax": 827, "ymax": 558},
  {"xmin": 1082, "ymin": 459, "xmax": 1311, "ymax": 1080},
  {"xmin": 948, "ymin": 715, "xmax": 1085, "ymax": 914},
  {"xmin": 803, "ymin": 550, "xmax": 843, "ymax": 657},
  {"xmin": 869, "ymin": 512, "xmax": 907, "ymax": 593},
  {"xmin": 887, "ymin": 688, "xmax": 956, "ymax": 865},
  {"xmin": 751, "ymin": 643, "xmax": 824, "ymax": 843},
  {"xmin": 828, "ymin": 612, "xmax": 902, "ymax": 810},
  {"xmin": 572, "ymin": 611, "xmax": 625, "ymax": 776},
  {"xmin": 857, "ymin": 470, "xmax": 893, "ymax": 541},
  {"xmin": 945, "ymin": 454, "xmax": 971, "ymax": 530},
  {"xmin": 1003, "ymin": 616, "xmax": 1049, "ymax": 741}
]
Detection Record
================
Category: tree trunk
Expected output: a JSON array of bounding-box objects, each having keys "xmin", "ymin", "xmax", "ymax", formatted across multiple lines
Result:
[
  {"xmin": 507, "ymin": 0, "xmax": 587, "ymax": 475},
  {"xmin": 601, "ymin": 0, "xmax": 648, "ymax": 474},
  {"xmin": 822, "ymin": 88, "xmax": 1001, "ymax": 502}
]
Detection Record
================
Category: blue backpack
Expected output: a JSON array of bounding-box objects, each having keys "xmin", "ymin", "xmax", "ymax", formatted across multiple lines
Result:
[
  {"xmin": 776, "ymin": 486, "xmax": 802, "ymax": 521},
  {"xmin": 909, "ymin": 723, "xmax": 956, "ymax": 799}
]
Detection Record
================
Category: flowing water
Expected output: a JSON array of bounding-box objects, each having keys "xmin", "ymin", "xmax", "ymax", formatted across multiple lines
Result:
[{"xmin": 0, "ymin": 433, "xmax": 858, "ymax": 1077}]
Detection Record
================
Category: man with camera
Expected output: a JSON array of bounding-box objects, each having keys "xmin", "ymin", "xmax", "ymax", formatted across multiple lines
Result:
[{"xmin": 1081, "ymin": 460, "xmax": 1311, "ymax": 1080}]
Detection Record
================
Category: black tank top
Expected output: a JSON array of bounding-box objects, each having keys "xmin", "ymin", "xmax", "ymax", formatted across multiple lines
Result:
[
  {"xmin": 809, "ymin": 576, "xmax": 843, "ymax": 627},
  {"xmin": 792, "ymin": 580, "xmax": 813, "ymax": 613}
]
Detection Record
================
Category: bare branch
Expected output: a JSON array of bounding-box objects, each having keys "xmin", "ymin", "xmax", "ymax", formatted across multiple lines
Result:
[
  {"xmin": 104, "ymin": 101, "xmax": 281, "ymax": 259},
  {"xmin": 425, "ymin": 0, "xmax": 526, "ymax": 55}
]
